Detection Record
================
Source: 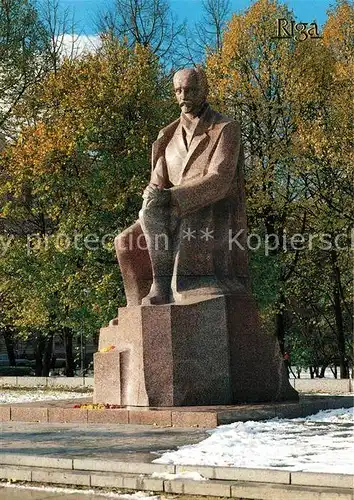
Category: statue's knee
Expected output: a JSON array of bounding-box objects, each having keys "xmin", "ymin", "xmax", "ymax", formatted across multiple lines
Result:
[
  {"xmin": 115, "ymin": 222, "xmax": 145, "ymax": 255},
  {"xmin": 139, "ymin": 206, "xmax": 149, "ymax": 222},
  {"xmin": 115, "ymin": 231, "xmax": 132, "ymax": 254},
  {"xmin": 139, "ymin": 207, "xmax": 155, "ymax": 229},
  {"xmin": 139, "ymin": 205, "xmax": 168, "ymax": 228}
]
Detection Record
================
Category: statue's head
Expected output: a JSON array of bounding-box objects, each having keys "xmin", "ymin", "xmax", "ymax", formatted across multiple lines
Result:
[{"xmin": 173, "ymin": 67, "xmax": 208, "ymax": 117}]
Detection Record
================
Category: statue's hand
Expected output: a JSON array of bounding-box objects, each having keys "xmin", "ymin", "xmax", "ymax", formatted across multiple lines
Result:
[
  {"xmin": 142, "ymin": 183, "xmax": 160, "ymax": 200},
  {"xmin": 143, "ymin": 184, "xmax": 171, "ymax": 208}
]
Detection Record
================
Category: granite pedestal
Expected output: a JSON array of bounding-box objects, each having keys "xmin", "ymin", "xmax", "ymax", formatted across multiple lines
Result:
[{"xmin": 94, "ymin": 294, "xmax": 298, "ymax": 406}]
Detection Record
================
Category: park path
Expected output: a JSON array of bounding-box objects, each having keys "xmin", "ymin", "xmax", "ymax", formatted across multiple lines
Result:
[{"xmin": 0, "ymin": 420, "xmax": 207, "ymax": 463}]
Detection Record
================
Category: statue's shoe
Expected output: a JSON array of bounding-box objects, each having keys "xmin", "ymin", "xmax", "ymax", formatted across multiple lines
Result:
[
  {"xmin": 141, "ymin": 292, "xmax": 171, "ymax": 306},
  {"xmin": 141, "ymin": 282, "xmax": 171, "ymax": 305}
]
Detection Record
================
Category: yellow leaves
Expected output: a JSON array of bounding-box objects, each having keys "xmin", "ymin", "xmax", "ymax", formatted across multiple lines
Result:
[
  {"xmin": 323, "ymin": 1, "xmax": 354, "ymax": 47},
  {"xmin": 73, "ymin": 403, "xmax": 121, "ymax": 409},
  {"xmin": 206, "ymin": 0, "xmax": 293, "ymax": 111},
  {"xmin": 322, "ymin": 1, "xmax": 354, "ymax": 83},
  {"xmin": 204, "ymin": 0, "xmax": 352, "ymax": 249},
  {"xmin": 0, "ymin": 40, "xmax": 164, "ymax": 335},
  {"xmin": 222, "ymin": 14, "xmax": 245, "ymax": 61},
  {"xmin": 13, "ymin": 296, "xmax": 49, "ymax": 328},
  {"xmin": 222, "ymin": 0, "xmax": 285, "ymax": 56},
  {"xmin": 100, "ymin": 345, "xmax": 116, "ymax": 353}
]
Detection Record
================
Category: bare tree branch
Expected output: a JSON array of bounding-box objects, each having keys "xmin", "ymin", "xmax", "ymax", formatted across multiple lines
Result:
[{"xmin": 95, "ymin": 0, "xmax": 184, "ymax": 65}]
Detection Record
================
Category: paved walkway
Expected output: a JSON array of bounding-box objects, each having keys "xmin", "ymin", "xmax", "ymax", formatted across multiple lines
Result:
[
  {"xmin": 1, "ymin": 420, "xmax": 352, "ymax": 499},
  {"xmin": 0, "ymin": 421, "xmax": 205, "ymax": 498},
  {"xmin": 0, "ymin": 421, "xmax": 207, "ymax": 463}
]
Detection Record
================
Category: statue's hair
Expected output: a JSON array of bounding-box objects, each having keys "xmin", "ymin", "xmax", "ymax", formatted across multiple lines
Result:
[
  {"xmin": 195, "ymin": 66, "xmax": 209, "ymax": 95},
  {"xmin": 173, "ymin": 66, "xmax": 209, "ymax": 95}
]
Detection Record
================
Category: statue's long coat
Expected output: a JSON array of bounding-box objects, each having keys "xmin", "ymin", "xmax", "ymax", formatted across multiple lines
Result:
[{"xmin": 116, "ymin": 105, "xmax": 250, "ymax": 305}]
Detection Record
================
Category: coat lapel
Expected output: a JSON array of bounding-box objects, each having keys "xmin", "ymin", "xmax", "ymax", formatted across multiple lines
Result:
[
  {"xmin": 151, "ymin": 105, "xmax": 215, "ymax": 181},
  {"xmin": 180, "ymin": 105, "xmax": 214, "ymax": 177},
  {"xmin": 181, "ymin": 133, "xmax": 208, "ymax": 173},
  {"xmin": 151, "ymin": 119, "xmax": 179, "ymax": 169}
]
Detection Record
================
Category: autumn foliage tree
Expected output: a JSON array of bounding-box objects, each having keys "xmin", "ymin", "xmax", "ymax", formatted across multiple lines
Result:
[
  {"xmin": 0, "ymin": 40, "xmax": 171, "ymax": 374},
  {"xmin": 0, "ymin": 0, "xmax": 352, "ymax": 377},
  {"xmin": 206, "ymin": 0, "xmax": 353, "ymax": 376},
  {"xmin": 206, "ymin": 0, "xmax": 300, "ymax": 349},
  {"xmin": 0, "ymin": 0, "xmax": 48, "ymax": 136},
  {"xmin": 284, "ymin": 0, "xmax": 353, "ymax": 377}
]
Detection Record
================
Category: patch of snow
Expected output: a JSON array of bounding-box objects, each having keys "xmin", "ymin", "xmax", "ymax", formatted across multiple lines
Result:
[
  {"xmin": 302, "ymin": 392, "xmax": 353, "ymax": 396},
  {"xmin": 2, "ymin": 483, "xmax": 160, "ymax": 499},
  {"xmin": 153, "ymin": 407, "xmax": 354, "ymax": 474},
  {"xmin": 0, "ymin": 389, "xmax": 89, "ymax": 404},
  {"xmin": 151, "ymin": 471, "xmax": 206, "ymax": 481}
]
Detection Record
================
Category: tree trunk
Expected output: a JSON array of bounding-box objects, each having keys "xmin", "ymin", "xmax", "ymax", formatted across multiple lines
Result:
[
  {"xmin": 63, "ymin": 327, "xmax": 75, "ymax": 377},
  {"xmin": 330, "ymin": 365, "xmax": 338, "ymax": 379},
  {"xmin": 34, "ymin": 334, "xmax": 45, "ymax": 376},
  {"xmin": 319, "ymin": 365, "xmax": 326, "ymax": 378},
  {"xmin": 275, "ymin": 292, "xmax": 286, "ymax": 355},
  {"xmin": 92, "ymin": 331, "xmax": 99, "ymax": 350},
  {"xmin": 42, "ymin": 333, "xmax": 54, "ymax": 377},
  {"xmin": 331, "ymin": 250, "xmax": 349, "ymax": 378},
  {"xmin": 33, "ymin": 332, "xmax": 54, "ymax": 376},
  {"xmin": 3, "ymin": 328, "xmax": 16, "ymax": 366},
  {"xmin": 333, "ymin": 284, "xmax": 348, "ymax": 378}
]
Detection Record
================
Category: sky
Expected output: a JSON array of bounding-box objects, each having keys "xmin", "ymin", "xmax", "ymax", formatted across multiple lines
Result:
[{"xmin": 58, "ymin": 0, "xmax": 334, "ymax": 36}]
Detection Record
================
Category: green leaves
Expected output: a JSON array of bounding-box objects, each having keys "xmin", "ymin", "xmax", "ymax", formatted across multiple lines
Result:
[{"xmin": 0, "ymin": 40, "xmax": 167, "ymax": 341}]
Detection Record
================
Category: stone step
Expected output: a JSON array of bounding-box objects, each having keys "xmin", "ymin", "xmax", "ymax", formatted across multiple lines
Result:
[
  {"xmin": 0, "ymin": 464, "xmax": 352, "ymax": 499},
  {"xmin": 0, "ymin": 455, "xmax": 353, "ymax": 499},
  {"xmin": 1, "ymin": 394, "xmax": 353, "ymax": 428}
]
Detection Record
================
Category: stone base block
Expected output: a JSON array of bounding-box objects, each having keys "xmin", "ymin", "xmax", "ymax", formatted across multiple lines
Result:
[
  {"xmin": 94, "ymin": 294, "xmax": 298, "ymax": 406},
  {"xmin": 225, "ymin": 294, "xmax": 298, "ymax": 403},
  {"xmin": 93, "ymin": 350, "xmax": 122, "ymax": 405}
]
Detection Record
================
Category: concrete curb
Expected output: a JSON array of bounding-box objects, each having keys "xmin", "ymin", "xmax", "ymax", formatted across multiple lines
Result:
[
  {"xmin": 292, "ymin": 379, "xmax": 352, "ymax": 393},
  {"xmin": 0, "ymin": 454, "xmax": 353, "ymax": 487},
  {"xmin": 1, "ymin": 377, "xmax": 353, "ymax": 393},
  {"xmin": 0, "ymin": 459, "xmax": 352, "ymax": 499},
  {"xmin": 0, "ymin": 376, "xmax": 94, "ymax": 389}
]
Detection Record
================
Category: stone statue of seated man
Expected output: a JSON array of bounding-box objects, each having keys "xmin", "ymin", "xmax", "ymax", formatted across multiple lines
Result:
[
  {"xmin": 96, "ymin": 70, "xmax": 298, "ymax": 405},
  {"xmin": 115, "ymin": 67, "xmax": 249, "ymax": 306}
]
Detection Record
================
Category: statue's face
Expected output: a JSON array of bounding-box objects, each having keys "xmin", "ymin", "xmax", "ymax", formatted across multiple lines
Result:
[{"xmin": 173, "ymin": 70, "xmax": 207, "ymax": 116}]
